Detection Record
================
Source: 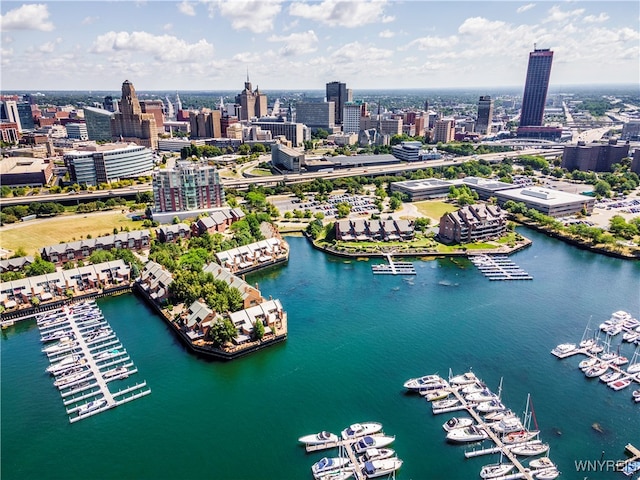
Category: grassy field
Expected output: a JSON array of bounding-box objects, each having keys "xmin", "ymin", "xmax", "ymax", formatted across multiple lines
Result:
[
  {"xmin": 413, "ymin": 200, "xmax": 457, "ymax": 219},
  {"xmin": 1, "ymin": 211, "xmax": 140, "ymax": 256}
]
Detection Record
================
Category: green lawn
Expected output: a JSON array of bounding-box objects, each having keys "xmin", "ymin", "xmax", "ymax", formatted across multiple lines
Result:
[
  {"xmin": 413, "ymin": 200, "xmax": 457, "ymax": 220},
  {"xmin": 1, "ymin": 211, "xmax": 140, "ymax": 256}
]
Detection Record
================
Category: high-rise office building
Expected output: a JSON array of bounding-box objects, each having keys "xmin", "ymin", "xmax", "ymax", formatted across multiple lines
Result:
[
  {"xmin": 84, "ymin": 107, "xmax": 114, "ymax": 141},
  {"xmin": 342, "ymin": 101, "xmax": 363, "ymax": 134},
  {"xmin": 476, "ymin": 96, "xmax": 494, "ymax": 135},
  {"xmin": 434, "ymin": 119, "xmax": 455, "ymax": 143},
  {"xmin": 236, "ymin": 75, "xmax": 268, "ymax": 121},
  {"xmin": 110, "ymin": 80, "xmax": 159, "ymax": 150},
  {"xmin": 140, "ymin": 100, "xmax": 165, "ymax": 129},
  {"xmin": 295, "ymin": 101, "xmax": 335, "ymax": 131},
  {"xmin": 189, "ymin": 110, "xmax": 222, "ymax": 138},
  {"xmin": 152, "ymin": 161, "xmax": 225, "ymax": 212},
  {"xmin": 326, "ymin": 81, "xmax": 352, "ymax": 125},
  {"xmin": 0, "ymin": 100, "xmax": 22, "ymax": 131},
  {"xmin": 520, "ymin": 48, "xmax": 553, "ymax": 127}
]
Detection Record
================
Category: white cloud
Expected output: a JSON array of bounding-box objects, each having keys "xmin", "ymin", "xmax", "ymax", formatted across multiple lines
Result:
[
  {"xmin": 583, "ymin": 13, "xmax": 609, "ymax": 24},
  {"xmin": 163, "ymin": 23, "xmax": 173, "ymax": 31},
  {"xmin": 289, "ymin": 0, "xmax": 390, "ymax": 28},
  {"xmin": 39, "ymin": 38, "xmax": 62, "ymax": 53},
  {"xmin": 90, "ymin": 31, "xmax": 214, "ymax": 63},
  {"xmin": 379, "ymin": 29, "xmax": 395, "ymax": 38},
  {"xmin": 210, "ymin": 0, "xmax": 283, "ymax": 34},
  {"xmin": 517, "ymin": 3, "xmax": 535, "ymax": 14},
  {"xmin": 544, "ymin": 5, "xmax": 585, "ymax": 23},
  {"xmin": 177, "ymin": 1, "xmax": 196, "ymax": 16},
  {"xmin": 268, "ymin": 30, "xmax": 318, "ymax": 56},
  {"xmin": 331, "ymin": 41, "xmax": 393, "ymax": 64},
  {"xmin": 82, "ymin": 16, "xmax": 99, "ymax": 25},
  {"xmin": 402, "ymin": 35, "xmax": 459, "ymax": 51},
  {"xmin": 0, "ymin": 4, "xmax": 54, "ymax": 31}
]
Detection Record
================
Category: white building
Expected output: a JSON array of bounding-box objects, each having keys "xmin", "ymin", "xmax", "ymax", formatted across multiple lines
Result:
[
  {"xmin": 66, "ymin": 123, "xmax": 88, "ymax": 141},
  {"xmin": 342, "ymin": 102, "xmax": 362, "ymax": 134}
]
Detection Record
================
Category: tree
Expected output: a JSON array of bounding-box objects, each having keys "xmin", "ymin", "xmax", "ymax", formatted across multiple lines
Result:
[
  {"xmin": 208, "ymin": 318, "xmax": 237, "ymax": 346},
  {"xmin": 238, "ymin": 144, "xmax": 251, "ymax": 156},
  {"xmin": 389, "ymin": 197, "xmax": 402, "ymax": 211},
  {"xmin": 89, "ymin": 250, "xmax": 116, "ymax": 264},
  {"xmin": 254, "ymin": 320, "xmax": 265, "ymax": 340},
  {"xmin": 594, "ymin": 180, "xmax": 611, "ymax": 198},
  {"xmin": 336, "ymin": 202, "xmax": 351, "ymax": 218},
  {"xmin": 226, "ymin": 287, "xmax": 244, "ymax": 312},
  {"xmin": 25, "ymin": 257, "xmax": 56, "ymax": 276}
]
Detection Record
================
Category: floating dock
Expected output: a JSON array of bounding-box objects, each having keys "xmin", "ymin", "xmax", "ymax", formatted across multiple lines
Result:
[
  {"xmin": 469, "ymin": 254, "xmax": 532, "ymax": 281},
  {"xmin": 38, "ymin": 300, "xmax": 151, "ymax": 423},
  {"xmin": 372, "ymin": 253, "xmax": 416, "ymax": 275}
]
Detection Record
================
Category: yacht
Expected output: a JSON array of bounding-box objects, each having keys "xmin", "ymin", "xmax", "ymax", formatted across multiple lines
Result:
[
  {"xmin": 584, "ymin": 363, "xmax": 608, "ymax": 378},
  {"xmin": 465, "ymin": 389, "xmax": 497, "ymax": 402},
  {"xmin": 461, "ymin": 382, "xmax": 486, "ymax": 394},
  {"xmin": 509, "ymin": 442, "xmax": 549, "ymax": 456},
  {"xmin": 550, "ymin": 343, "xmax": 576, "ymax": 357},
  {"xmin": 354, "ymin": 435, "xmax": 395, "ymax": 454},
  {"xmin": 341, "ymin": 422, "xmax": 383, "ymax": 440},
  {"xmin": 424, "ymin": 390, "xmax": 449, "ymax": 402},
  {"xmin": 361, "ymin": 458, "xmax": 403, "ymax": 479},
  {"xmin": 42, "ymin": 338, "xmax": 77, "ymax": 354},
  {"xmin": 535, "ymin": 467, "xmax": 560, "ymax": 479},
  {"xmin": 600, "ymin": 371, "xmax": 622, "ymax": 383},
  {"xmin": 503, "ymin": 430, "xmax": 540, "ymax": 444},
  {"xmin": 46, "ymin": 354, "xmax": 84, "ymax": 374},
  {"xmin": 315, "ymin": 470, "xmax": 354, "ymax": 480},
  {"xmin": 449, "ymin": 372, "xmax": 478, "ymax": 385},
  {"xmin": 442, "ymin": 417, "xmax": 474, "ymax": 432},
  {"xmin": 357, "ymin": 448, "xmax": 395, "ymax": 464},
  {"xmin": 476, "ymin": 399, "xmax": 506, "ymax": 413},
  {"xmin": 431, "ymin": 398, "xmax": 459, "ymax": 410},
  {"xmin": 77, "ymin": 398, "xmax": 107, "ymax": 415},
  {"xmin": 298, "ymin": 431, "xmax": 338, "ymax": 445},
  {"xmin": 103, "ymin": 366, "xmax": 129, "ymax": 379},
  {"xmin": 627, "ymin": 348, "xmax": 640, "ymax": 373},
  {"xmin": 578, "ymin": 357, "xmax": 598, "ymax": 371},
  {"xmin": 446, "ymin": 425, "xmax": 488, "ymax": 443},
  {"xmin": 490, "ymin": 415, "xmax": 524, "ymax": 434},
  {"xmin": 40, "ymin": 329, "xmax": 73, "ymax": 343},
  {"xmin": 529, "ymin": 457, "xmax": 555, "ymax": 469},
  {"xmin": 484, "ymin": 410, "xmax": 513, "ymax": 422},
  {"xmin": 416, "ymin": 380, "xmax": 450, "ymax": 393},
  {"xmin": 311, "ymin": 457, "xmax": 350, "ymax": 478},
  {"xmin": 95, "ymin": 349, "xmax": 122, "ymax": 361},
  {"xmin": 53, "ymin": 368, "xmax": 91, "ymax": 388},
  {"xmin": 403, "ymin": 374, "xmax": 443, "ymax": 391},
  {"xmin": 480, "ymin": 462, "xmax": 515, "ymax": 479}
]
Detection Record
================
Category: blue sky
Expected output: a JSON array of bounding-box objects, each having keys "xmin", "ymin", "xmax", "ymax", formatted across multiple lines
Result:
[{"xmin": 1, "ymin": 1, "xmax": 638, "ymax": 91}]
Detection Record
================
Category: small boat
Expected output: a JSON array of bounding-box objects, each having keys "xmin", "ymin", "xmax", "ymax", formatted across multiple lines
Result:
[
  {"xmin": 449, "ymin": 371, "xmax": 478, "ymax": 385},
  {"xmin": 584, "ymin": 363, "xmax": 608, "ymax": 378},
  {"xmin": 608, "ymin": 378, "xmax": 632, "ymax": 391},
  {"xmin": 316, "ymin": 469, "xmax": 354, "ymax": 480},
  {"xmin": 509, "ymin": 442, "xmax": 549, "ymax": 456},
  {"xmin": 94, "ymin": 348, "xmax": 122, "ymax": 361},
  {"xmin": 312, "ymin": 457, "xmax": 350, "ymax": 478},
  {"xmin": 476, "ymin": 399, "xmax": 506, "ymax": 413},
  {"xmin": 627, "ymin": 348, "xmax": 640, "ymax": 373},
  {"xmin": 465, "ymin": 389, "xmax": 497, "ymax": 402},
  {"xmin": 298, "ymin": 431, "xmax": 338, "ymax": 445},
  {"xmin": 357, "ymin": 448, "xmax": 395, "ymax": 464},
  {"xmin": 484, "ymin": 410, "xmax": 513, "ymax": 422},
  {"xmin": 46, "ymin": 354, "xmax": 83, "ymax": 374},
  {"xmin": 361, "ymin": 458, "xmax": 403, "ymax": 479},
  {"xmin": 353, "ymin": 435, "xmax": 395, "ymax": 454},
  {"xmin": 600, "ymin": 371, "xmax": 622, "ymax": 383},
  {"xmin": 103, "ymin": 366, "xmax": 129, "ymax": 379},
  {"xmin": 535, "ymin": 467, "xmax": 560, "ymax": 479},
  {"xmin": 403, "ymin": 374, "xmax": 443, "ymax": 391},
  {"xmin": 341, "ymin": 422, "xmax": 383, "ymax": 440},
  {"xmin": 623, "ymin": 332, "xmax": 640, "ymax": 343},
  {"xmin": 446, "ymin": 425, "xmax": 488, "ymax": 443},
  {"xmin": 480, "ymin": 462, "xmax": 515, "ymax": 479},
  {"xmin": 42, "ymin": 338, "xmax": 77, "ymax": 354},
  {"xmin": 589, "ymin": 344, "xmax": 604, "ymax": 354},
  {"xmin": 442, "ymin": 417, "xmax": 474, "ymax": 432},
  {"xmin": 40, "ymin": 329, "xmax": 73, "ymax": 343},
  {"xmin": 432, "ymin": 398, "xmax": 459, "ymax": 410},
  {"xmin": 503, "ymin": 430, "xmax": 540, "ymax": 444},
  {"xmin": 77, "ymin": 398, "xmax": 107, "ymax": 415},
  {"xmin": 612, "ymin": 355, "xmax": 629, "ymax": 366},
  {"xmin": 461, "ymin": 383, "xmax": 486, "ymax": 394},
  {"xmin": 529, "ymin": 457, "xmax": 555, "ymax": 470},
  {"xmin": 53, "ymin": 368, "xmax": 91, "ymax": 388},
  {"xmin": 578, "ymin": 357, "xmax": 598, "ymax": 371},
  {"xmin": 424, "ymin": 390, "xmax": 449, "ymax": 401},
  {"xmin": 633, "ymin": 389, "xmax": 640, "ymax": 402},
  {"xmin": 551, "ymin": 343, "xmax": 576, "ymax": 357}
]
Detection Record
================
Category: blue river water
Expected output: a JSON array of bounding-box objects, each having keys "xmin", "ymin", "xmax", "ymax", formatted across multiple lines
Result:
[{"xmin": 1, "ymin": 228, "xmax": 639, "ymax": 480}]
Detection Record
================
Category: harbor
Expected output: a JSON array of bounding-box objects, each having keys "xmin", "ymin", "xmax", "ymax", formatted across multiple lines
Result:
[
  {"xmin": 371, "ymin": 254, "xmax": 416, "ymax": 275},
  {"xmin": 404, "ymin": 370, "xmax": 560, "ymax": 480},
  {"xmin": 469, "ymin": 254, "xmax": 533, "ymax": 281},
  {"xmin": 38, "ymin": 300, "xmax": 151, "ymax": 423}
]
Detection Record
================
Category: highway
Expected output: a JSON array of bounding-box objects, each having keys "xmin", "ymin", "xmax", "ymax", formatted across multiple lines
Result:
[{"xmin": 0, "ymin": 147, "xmax": 563, "ymax": 206}]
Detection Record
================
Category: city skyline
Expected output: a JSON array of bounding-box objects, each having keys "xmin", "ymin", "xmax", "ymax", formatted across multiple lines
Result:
[{"xmin": 1, "ymin": 1, "xmax": 638, "ymax": 92}]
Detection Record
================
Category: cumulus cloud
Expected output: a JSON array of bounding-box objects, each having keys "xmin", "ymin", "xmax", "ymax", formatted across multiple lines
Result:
[
  {"xmin": 379, "ymin": 29, "xmax": 395, "ymax": 38},
  {"xmin": 39, "ymin": 38, "xmax": 62, "ymax": 53},
  {"xmin": 401, "ymin": 35, "xmax": 459, "ymax": 50},
  {"xmin": 544, "ymin": 5, "xmax": 585, "ymax": 23},
  {"xmin": 331, "ymin": 41, "xmax": 393, "ymax": 64},
  {"xmin": 82, "ymin": 16, "xmax": 99, "ymax": 25},
  {"xmin": 289, "ymin": 0, "xmax": 390, "ymax": 28},
  {"xmin": 90, "ymin": 31, "xmax": 214, "ymax": 62},
  {"xmin": 268, "ymin": 30, "xmax": 318, "ymax": 56},
  {"xmin": 517, "ymin": 3, "xmax": 535, "ymax": 14},
  {"xmin": 583, "ymin": 13, "xmax": 609, "ymax": 24},
  {"xmin": 0, "ymin": 4, "xmax": 54, "ymax": 31},
  {"xmin": 208, "ymin": 0, "xmax": 283, "ymax": 33},
  {"xmin": 178, "ymin": 1, "xmax": 196, "ymax": 16}
]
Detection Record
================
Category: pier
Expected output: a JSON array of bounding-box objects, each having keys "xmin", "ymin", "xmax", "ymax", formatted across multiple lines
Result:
[
  {"xmin": 371, "ymin": 253, "xmax": 416, "ymax": 275},
  {"xmin": 469, "ymin": 254, "xmax": 532, "ymax": 281},
  {"xmin": 38, "ymin": 301, "xmax": 151, "ymax": 423}
]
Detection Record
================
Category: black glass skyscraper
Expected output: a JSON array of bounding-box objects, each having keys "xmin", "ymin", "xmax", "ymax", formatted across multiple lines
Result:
[
  {"xmin": 520, "ymin": 48, "xmax": 553, "ymax": 127},
  {"xmin": 326, "ymin": 81, "xmax": 352, "ymax": 125}
]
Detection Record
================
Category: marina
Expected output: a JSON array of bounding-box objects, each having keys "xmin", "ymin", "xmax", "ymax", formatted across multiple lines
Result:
[
  {"xmin": 469, "ymin": 255, "xmax": 533, "ymax": 281},
  {"xmin": 371, "ymin": 254, "xmax": 416, "ymax": 275},
  {"xmin": 405, "ymin": 370, "xmax": 561, "ymax": 480},
  {"xmin": 38, "ymin": 300, "xmax": 151, "ymax": 423}
]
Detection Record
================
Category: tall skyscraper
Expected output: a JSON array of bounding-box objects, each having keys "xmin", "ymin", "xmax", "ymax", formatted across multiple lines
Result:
[
  {"xmin": 236, "ymin": 75, "xmax": 268, "ymax": 121},
  {"xmin": 520, "ymin": 47, "xmax": 553, "ymax": 127},
  {"xmin": 110, "ymin": 80, "xmax": 159, "ymax": 150},
  {"xmin": 326, "ymin": 81, "xmax": 352, "ymax": 125},
  {"xmin": 476, "ymin": 96, "xmax": 494, "ymax": 135}
]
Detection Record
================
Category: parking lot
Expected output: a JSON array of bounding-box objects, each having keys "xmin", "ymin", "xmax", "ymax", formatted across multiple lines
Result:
[{"xmin": 271, "ymin": 192, "xmax": 380, "ymax": 219}]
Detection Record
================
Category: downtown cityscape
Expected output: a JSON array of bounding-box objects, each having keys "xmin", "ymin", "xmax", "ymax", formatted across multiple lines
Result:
[{"xmin": 1, "ymin": 1, "xmax": 640, "ymax": 480}]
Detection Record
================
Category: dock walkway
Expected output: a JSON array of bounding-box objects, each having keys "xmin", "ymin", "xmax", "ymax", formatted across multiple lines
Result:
[
  {"xmin": 469, "ymin": 254, "xmax": 532, "ymax": 281},
  {"xmin": 371, "ymin": 253, "xmax": 416, "ymax": 276}
]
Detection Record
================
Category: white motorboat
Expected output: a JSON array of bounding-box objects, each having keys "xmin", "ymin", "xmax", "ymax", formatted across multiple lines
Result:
[
  {"xmin": 550, "ymin": 343, "xmax": 576, "ymax": 357},
  {"xmin": 298, "ymin": 431, "xmax": 339, "ymax": 445},
  {"xmin": 442, "ymin": 417, "xmax": 474, "ymax": 432},
  {"xmin": 46, "ymin": 354, "xmax": 83, "ymax": 374},
  {"xmin": 461, "ymin": 382, "xmax": 486, "ymax": 394},
  {"xmin": 446, "ymin": 425, "xmax": 488, "ymax": 443},
  {"xmin": 312, "ymin": 457, "xmax": 350, "ymax": 478},
  {"xmin": 94, "ymin": 348, "xmax": 122, "ymax": 361},
  {"xmin": 77, "ymin": 398, "xmax": 107, "ymax": 415},
  {"xmin": 608, "ymin": 378, "xmax": 632, "ymax": 391},
  {"xmin": 361, "ymin": 458, "xmax": 403, "ymax": 479},
  {"xmin": 600, "ymin": 371, "xmax": 622, "ymax": 383},
  {"xmin": 431, "ymin": 398, "xmax": 459, "ymax": 410},
  {"xmin": 484, "ymin": 410, "xmax": 513, "ymax": 422},
  {"xmin": 578, "ymin": 357, "xmax": 598, "ymax": 371},
  {"xmin": 476, "ymin": 399, "xmax": 506, "ymax": 413},
  {"xmin": 403, "ymin": 374, "xmax": 443, "ymax": 391},
  {"xmin": 353, "ymin": 435, "xmax": 395, "ymax": 454},
  {"xmin": 480, "ymin": 462, "xmax": 515, "ymax": 479},
  {"xmin": 416, "ymin": 381, "xmax": 449, "ymax": 393},
  {"xmin": 510, "ymin": 442, "xmax": 549, "ymax": 456},
  {"xmin": 623, "ymin": 332, "xmax": 640, "ymax": 343},
  {"xmin": 53, "ymin": 368, "xmax": 91, "ymax": 388},
  {"xmin": 465, "ymin": 388, "xmax": 497, "ymax": 402},
  {"xmin": 341, "ymin": 422, "xmax": 383, "ymax": 440},
  {"xmin": 449, "ymin": 371, "xmax": 478, "ymax": 385},
  {"xmin": 103, "ymin": 366, "xmax": 129, "ymax": 379},
  {"xmin": 491, "ymin": 415, "xmax": 524, "ymax": 434},
  {"xmin": 316, "ymin": 469, "xmax": 354, "ymax": 480},
  {"xmin": 357, "ymin": 448, "xmax": 395, "ymax": 464},
  {"xmin": 42, "ymin": 338, "xmax": 76, "ymax": 354},
  {"xmin": 40, "ymin": 329, "xmax": 73, "ymax": 343},
  {"xmin": 584, "ymin": 363, "xmax": 608, "ymax": 378},
  {"xmin": 503, "ymin": 430, "xmax": 540, "ymax": 444}
]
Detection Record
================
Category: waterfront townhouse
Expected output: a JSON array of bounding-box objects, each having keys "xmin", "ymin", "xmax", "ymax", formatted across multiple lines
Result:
[
  {"xmin": 138, "ymin": 261, "xmax": 173, "ymax": 304},
  {"xmin": 41, "ymin": 230, "xmax": 150, "ymax": 266},
  {"xmin": 228, "ymin": 299, "xmax": 285, "ymax": 345},
  {"xmin": 182, "ymin": 300, "xmax": 222, "ymax": 341},
  {"xmin": 202, "ymin": 263, "xmax": 263, "ymax": 309},
  {"xmin": 334, "ymin": 219, "xmax": 415, "ymax": 242},
  {"xmin": 0, "ymin": 256, "xmax": 34, "ymax": 273},
  {"xmin": 213, "ymin": 238, "xmax": 288, "ymax": 274},
  {"xmin": 191, "ymin": 208, "xmax": 245, "ymax": 236},
  {"xmin": 156, "ymin": 223, "xmax": 191, "ymax": 243},
  {"xmin": 439, "ymin": 204, "xmax": 507, "ymax": 244}
]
